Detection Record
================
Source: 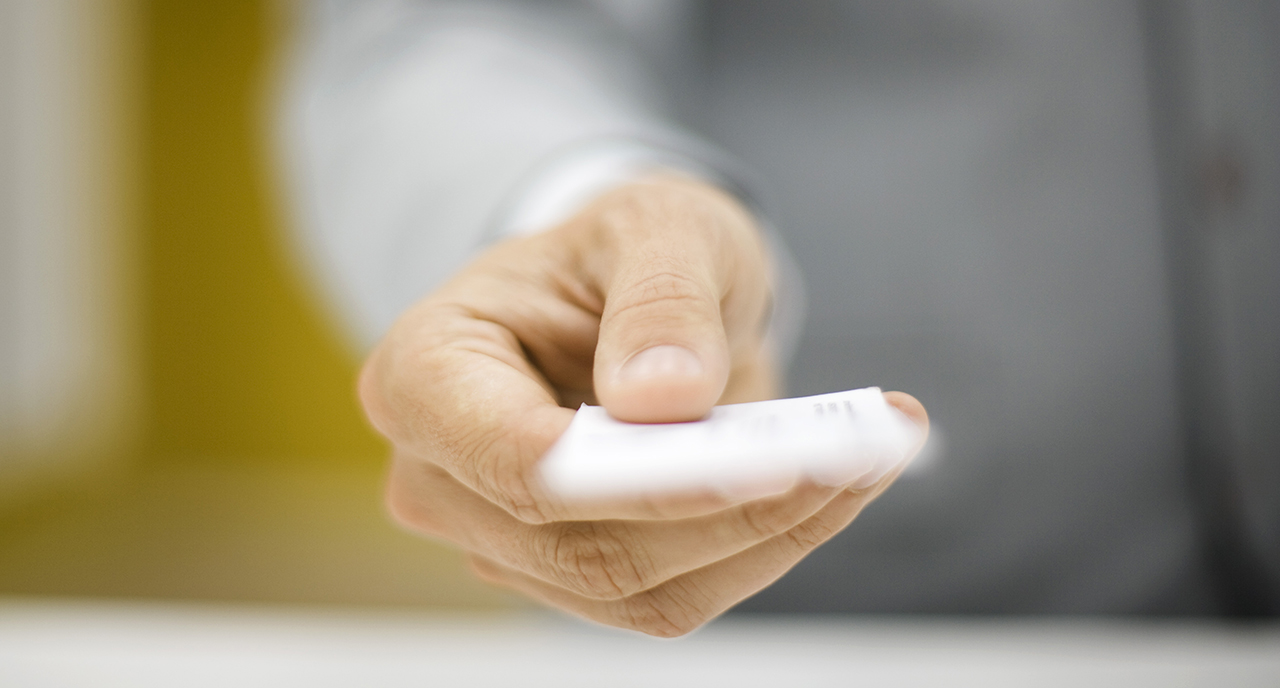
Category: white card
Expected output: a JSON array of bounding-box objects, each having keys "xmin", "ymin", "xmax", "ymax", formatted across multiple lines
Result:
[{"xmin": 538, "ymin": 387, "xmax": 920, "ymax": 499}]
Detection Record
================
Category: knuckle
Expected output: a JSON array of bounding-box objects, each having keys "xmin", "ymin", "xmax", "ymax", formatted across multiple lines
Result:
[
  {"xmin": 486, "ymin": 458, "xmax": 552, "ymax": 525},
  {"xmin": 613, "ymin": 269, "xmax": 712, "ymax": 321},
  {"xmin": 736, "ymin": 501, "xmax": 799, "ymax": 541},
  {"xmin": 454, "ymin": 424, "xmax": 553, "ymax": 524},
  {"xmin": 784, "ymin": 515, "xmax": 839, "ymax": 552},
  {"xmin": 620, "ymin": 589, "xmax": 706, "ymax": 638},
  {"xmin": 545, "ymin": 523, "xmax": 651, "ymax": 599},
  {"xmin": 356, "ymin": 359, "xmax": 390, "ymax": 434}
]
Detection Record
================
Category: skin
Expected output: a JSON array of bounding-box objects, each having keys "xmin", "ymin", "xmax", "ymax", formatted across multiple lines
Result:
[{"xmin": 359, "ymin": 175, "xmax": 929, "ymax": 637}]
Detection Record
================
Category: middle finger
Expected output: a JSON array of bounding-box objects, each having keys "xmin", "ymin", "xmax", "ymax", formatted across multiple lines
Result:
[{"xmin": 386, "ymin": 455, "xmax": 849, "ymax": 600}]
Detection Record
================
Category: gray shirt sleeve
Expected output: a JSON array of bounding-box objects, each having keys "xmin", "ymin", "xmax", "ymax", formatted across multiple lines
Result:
[
  {"xmin": 276, "ymin": 0, "xmax": 804, "ymax": 365},
  {"xmin": 274, "ymin": 0, "xmax": 707, "ymax": 350}
]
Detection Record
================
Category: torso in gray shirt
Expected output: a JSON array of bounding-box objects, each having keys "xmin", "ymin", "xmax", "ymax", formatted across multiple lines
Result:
[{"xmin": 286, "ymin": 0, "xmax": 1280, "ymax": 615}]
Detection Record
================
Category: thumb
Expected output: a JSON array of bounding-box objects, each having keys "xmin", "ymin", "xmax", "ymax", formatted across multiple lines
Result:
[
  {"xmin": 590, "ymin": 183, "xmax": 769, "ymax": 423},
  {"xmin": 593, "ymin": 247, "xmax": 731, "ymax": 424},
  {"xmin": 587, "ymin": 177, "xmax": 770, "ymax": 423}
]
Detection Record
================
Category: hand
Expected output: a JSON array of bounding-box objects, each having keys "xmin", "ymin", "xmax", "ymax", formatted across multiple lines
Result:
[{"xmin": 359, "ymin": 175, "xmax": 929, "ymax": 636}]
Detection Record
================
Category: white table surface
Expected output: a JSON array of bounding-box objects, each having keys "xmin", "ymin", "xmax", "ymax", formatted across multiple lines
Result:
[{"xmin": 2, "ymin": 599, "xmax": 1278, "ymax": 687}]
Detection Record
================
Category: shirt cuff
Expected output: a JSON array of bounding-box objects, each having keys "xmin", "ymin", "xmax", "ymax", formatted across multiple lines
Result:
[
  {"xmin": 491, "ymin": 136, "xmax": 806, "ymax": 367},
  {"xmin": 494, "ymin": 138, "xmax": 724, "ymax": 238}
]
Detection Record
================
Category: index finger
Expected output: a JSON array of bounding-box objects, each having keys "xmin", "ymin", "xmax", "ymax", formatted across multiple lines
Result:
[{"xmin": 361, "ymin": 296, "xmax": 765, "ymax": 524}]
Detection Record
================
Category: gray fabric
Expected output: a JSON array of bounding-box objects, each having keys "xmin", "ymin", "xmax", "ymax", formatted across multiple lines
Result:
[
  {"xmin": 277, "ymin": 0, "xmax": 1280, "ymax": 614},
  {"xmin": 277, "ymin": 0, "xmax": 686, "ymax": 350}
]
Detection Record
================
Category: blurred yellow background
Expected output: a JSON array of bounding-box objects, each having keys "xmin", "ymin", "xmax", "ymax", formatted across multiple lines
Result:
[{"xmin": 0, "ymin": 0, "xmax": 506, "ymax": 610}]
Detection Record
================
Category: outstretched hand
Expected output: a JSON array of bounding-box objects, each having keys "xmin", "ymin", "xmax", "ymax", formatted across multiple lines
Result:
[{"xmin": 358, "ymin": 176, "xmax": 928, "ymax": 636}]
